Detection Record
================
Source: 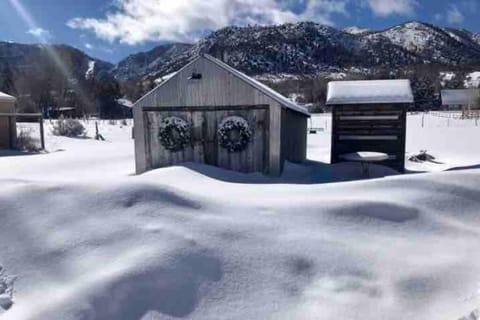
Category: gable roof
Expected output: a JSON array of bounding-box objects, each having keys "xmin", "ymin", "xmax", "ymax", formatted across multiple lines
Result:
[
  {"xmin": 135, "ymin": 55, "xmax": 310, "ymax": 117},
  {"xmin": 203, "ymin": 55, "xmax": 309, "ymax": 116},
  {"xmin": 441, "ymin": 89, "xmax": 480, "ymax": 105},
  {"xmin": 326, "ymin": 79, "xmax": 414, "ymax": 105},
  {"xmin": 0, "ymin": 91, "xmax": 16, "ymax": 103}
]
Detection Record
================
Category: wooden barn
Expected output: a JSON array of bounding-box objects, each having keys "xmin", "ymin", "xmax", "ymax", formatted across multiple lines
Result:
[
  {"xmin": 326, "ymin": 80, "xmax": 414, "ymax": 172},
  {"xmin": 0, "ymin": 91, "xmax": 16, "ymax": 149},
  {"xmin": 133, "ymin": 54, "xmax": 310, "ymax": 175}
]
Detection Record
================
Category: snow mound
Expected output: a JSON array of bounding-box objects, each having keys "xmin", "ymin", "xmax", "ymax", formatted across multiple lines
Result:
[{"xmin": 2, "ymin": 167, "xmax": 480, "ymax": 319}]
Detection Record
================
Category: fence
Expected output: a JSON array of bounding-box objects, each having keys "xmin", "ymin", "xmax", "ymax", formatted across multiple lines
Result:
[
  {"xmin": 0, "ymin": 113, "xmax": 45, "ymax": 150},
  {"xmin": 424, "ymin": 109, "xmax": 480, "ymax": 121}
]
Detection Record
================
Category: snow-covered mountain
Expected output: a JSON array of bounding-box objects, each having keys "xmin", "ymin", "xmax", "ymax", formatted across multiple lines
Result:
[
  {"xmin": 0, "ymin": 41, "xmax": 112, "ymax": 81},
  {"xmin": 343, "ymin": 26, "xmax": 371, "ymax": 35},
  {"xmin": 113, "ymin": 21, "xmax": 480, "ymax": 82},
  {"xmin": 112, "ymin": 43, "xmax": 192, "ymax": 80},
  {"xmin": 371, "ymin": 22, "xmax": 480, "ymax": 65}
]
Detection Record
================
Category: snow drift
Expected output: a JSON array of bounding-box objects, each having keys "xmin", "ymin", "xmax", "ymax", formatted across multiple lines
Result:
[{"xmin": 1, "ymin": 166, "xmax": 480, "ymax": 320}]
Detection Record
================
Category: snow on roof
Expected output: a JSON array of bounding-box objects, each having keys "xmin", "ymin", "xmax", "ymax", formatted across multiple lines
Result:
[
  {"xmin": 0, "ymin": 91, "xmax": 16, "ymax": 103},
  {"xmin": 326, "ymin": 79, "xmax": 414, "ymax": 105},
  {"xmin": 117, "ymin": 98, "xmax": 134, "ymax": 108},
  {"xmin": 203, "ymin": 54, "xmax": 310, "ymax": 116},
  {"xmin": 154, "ymin": 71, "xmax": 178, "ymax": 85},
  {"xmin": 441, "ymin": 89, "xmax": 480, "ymax": 106}
]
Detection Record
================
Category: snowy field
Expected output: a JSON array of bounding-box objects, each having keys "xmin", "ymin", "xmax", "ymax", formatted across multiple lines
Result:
[{"xmin": 0, "ymin": 114, "xmax": 480, "ymax": 320}]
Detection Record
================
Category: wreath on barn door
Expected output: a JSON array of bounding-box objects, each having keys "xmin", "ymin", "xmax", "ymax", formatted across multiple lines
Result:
[
  {"xmin": 158, "ymin": 116, "xmax": 191, "ymax": 152},
  {"xmin": 217, "ymin": 116, "xmax": 252, "ymax": 153}
]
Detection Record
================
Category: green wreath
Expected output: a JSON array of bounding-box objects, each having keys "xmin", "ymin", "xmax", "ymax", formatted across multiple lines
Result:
[
  {"xmin": 158, "ymin": 116, "xmax": 190, "ymax": 152},
  {"xmin": 218, "ymin": 116, "xmax": 252, "ymax": 153}
]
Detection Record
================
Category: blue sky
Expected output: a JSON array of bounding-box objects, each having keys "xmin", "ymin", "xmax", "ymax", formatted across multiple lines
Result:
[{"xmin": 1, "ymin": 0, "xmax": 479, "ymax": 63}]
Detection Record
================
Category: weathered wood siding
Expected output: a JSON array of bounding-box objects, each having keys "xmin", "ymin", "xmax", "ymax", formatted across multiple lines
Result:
[
  {"xmin": 142, "ymin": 105, "xmax": 269, "ymax": 173},
  {"xmin": 281, "ymin": 107, "xmax": 307, "ymax": 165},
  {"xmin": 0, "ymin": 101, "xmax": 15, "ymax": 149},
  {"xmin": 331, "ymin": 104, "xmax": 407, "ymax": 172},
  {"xmin": 134, "ymin": 56, "xmax": 301, "ymax": 175}
]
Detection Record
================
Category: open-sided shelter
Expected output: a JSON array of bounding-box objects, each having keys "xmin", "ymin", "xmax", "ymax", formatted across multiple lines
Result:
[
  {"xmin": 326, "ymin": 79, "xmax": 414, "ymax": 172},
  {"xmin": 133, "ymin": 54, "xmax": 310, "ymax": 175}
]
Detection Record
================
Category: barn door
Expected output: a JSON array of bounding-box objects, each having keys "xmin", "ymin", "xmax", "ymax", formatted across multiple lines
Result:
[
  {"xmin": 212, "ymin": 108, "xmax": 268, "ymax": 173},
  {"xmin": 144, "ymin": 105, "xmax": 269, "ymax": 173}
]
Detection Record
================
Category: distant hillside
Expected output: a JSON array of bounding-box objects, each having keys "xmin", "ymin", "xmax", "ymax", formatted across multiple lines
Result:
[
  {"xmin": 0, "ymin": 42, "xmax": 112, "ymax": 81},
  {"xmin": 111, "ymin": 43, "xmax": 192, "ymax": 80},
  {"xmin": 0, "ymin": 42, "xmax": 117, "ymax": 116},
  {"xmin": 2, "ymin": 20, "xmax": 480, "ymax": 114},
  {"xmin": 114, "ymin": 21, "xmax": 480, "ymax": 83}
]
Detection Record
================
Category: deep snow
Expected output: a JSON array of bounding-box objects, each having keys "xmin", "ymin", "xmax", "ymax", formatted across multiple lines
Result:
[{"xmin": 0, "ymin": 114, "xmax": 480, "ymax": 320}]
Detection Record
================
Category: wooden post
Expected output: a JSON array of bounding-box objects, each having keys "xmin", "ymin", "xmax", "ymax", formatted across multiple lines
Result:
[
  {"xmin": 8, "ymin": 115, "xmax": 15, "ymax": 149},
  {"xmin": 39, "ymin": 116, "xmax": 45, "ymax": 150}
]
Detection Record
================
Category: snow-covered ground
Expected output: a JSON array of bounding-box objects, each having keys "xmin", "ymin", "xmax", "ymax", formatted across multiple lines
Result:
[
  {"xmin": 308, "ymin": 113, "xmax": 480, "ymax": 172},
  {"xmin": 1, "ymin": 114, "xmax": 480, "ymax": 320}
]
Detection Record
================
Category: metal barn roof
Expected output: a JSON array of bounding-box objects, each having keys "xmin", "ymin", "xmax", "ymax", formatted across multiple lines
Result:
[
  {"xmin": 326, "ymin": 79, "xmax": 414, "ymax": 105},
  {"xmin": 441, "ymin": 89, "xmax": 480, "ymax": 106}
]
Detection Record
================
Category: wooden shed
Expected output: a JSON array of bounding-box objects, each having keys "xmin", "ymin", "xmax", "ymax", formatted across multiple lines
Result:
[
  {"xmin": 133, "ymin": 54, "xmax": 310, "ymax": 175},
  {"xmin": 0, "ymin": 92, "xmax": 16, "ymax": 149},
  {"xmin": 326, "ymin": 80, "xmax": 414, "ymax": 172}
]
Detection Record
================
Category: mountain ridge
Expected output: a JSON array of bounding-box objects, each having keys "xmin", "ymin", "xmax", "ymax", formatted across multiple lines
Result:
[{"xmin": 110, "ymin": 20, "xmax": 480, "ymax": 82}]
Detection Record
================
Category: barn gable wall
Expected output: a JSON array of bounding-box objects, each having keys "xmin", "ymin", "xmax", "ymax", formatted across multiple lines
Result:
[
  {"xmin": 134, "ymin": 57, "xmax": 289, "ymax": 175},
  {"xmin": 135, "ymin": 57, "xmax": 278, "ymax": 108}
]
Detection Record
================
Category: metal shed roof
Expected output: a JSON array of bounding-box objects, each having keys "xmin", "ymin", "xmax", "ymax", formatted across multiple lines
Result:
[
  {"xmin": 441, "ymin": 89, "xmax": 480, "ymax": 106},
  {"xmin": 326, "ymin": 79, "xmax": 414, "ymax": 105}
]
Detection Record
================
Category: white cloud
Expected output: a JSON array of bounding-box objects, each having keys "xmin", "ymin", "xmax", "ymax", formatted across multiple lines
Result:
[
  {"xmin": 446, "ymin": 5, "xmax": 464, "ymax": 24},
  {"xmin": 364, "ymin": 0, "xmax": 418, "ymax": 17},
  {"xmin": 84, "ymin": 43, "xmax": 94, "ymax": 50},
  {"xmin": 27, "ymin": 27, "xmax": 52, "ymax": 40},
  {"xmin": 435, "ymin": 1, "xmax": 474, "ymax": 25},
  {"xmin": 67, "ymin": 0, "xmax": 348, "ymax": 45}
]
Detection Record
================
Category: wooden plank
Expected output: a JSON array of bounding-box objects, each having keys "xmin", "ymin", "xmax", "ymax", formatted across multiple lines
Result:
[
  {"xmin": 339, "ymin": 115, "xmax": 400, "ymax": 120},
  {"xmin": 268, "ymin": 103, "xmax": 282, "ymax": 176},
  {"xmin": 0, "ymin": 113, "xmax": 42, "ymax": 117},
  {"xmin": 142, "ymin": 105, "xmax": 269, "ymax": 112},
  {"xmin": 39, "ymin": 117, "xmax": 45, "ymax": 150}
]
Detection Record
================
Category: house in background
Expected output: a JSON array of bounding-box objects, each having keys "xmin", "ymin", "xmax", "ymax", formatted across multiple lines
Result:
[
  {"xmin": 441, "ymin": 89, "xmax": 480, "ymax": 111},
  {"xmin": 133, "ymin": 54, "xmax": 310, "ymax": 176},
  {"xmin": 326, "ymin": 79, "xmax": 414, "ymax": 172},
  {"xmin": 0, "ymin": 91, "xmax": 17, "ymax": 149}
]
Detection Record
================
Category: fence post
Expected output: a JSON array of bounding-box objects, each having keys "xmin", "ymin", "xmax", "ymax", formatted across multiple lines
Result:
[{"xmin": 39, "ymin": 116, "xmax": 45, "ymax": 150}]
